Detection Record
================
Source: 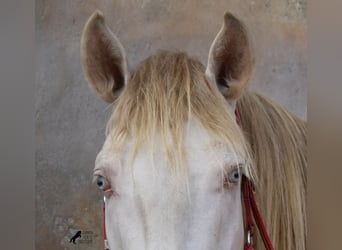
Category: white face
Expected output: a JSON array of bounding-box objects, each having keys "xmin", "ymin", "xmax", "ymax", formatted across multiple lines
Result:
[{"xmin": 94, "ymin": 121, "xmax": 245, "ymax": 250}]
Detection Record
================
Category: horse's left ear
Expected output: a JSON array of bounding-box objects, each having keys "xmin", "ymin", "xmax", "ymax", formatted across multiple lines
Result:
[{"xmin": 206, "ymin": 12, "xmax": 254, "ymax": 101}]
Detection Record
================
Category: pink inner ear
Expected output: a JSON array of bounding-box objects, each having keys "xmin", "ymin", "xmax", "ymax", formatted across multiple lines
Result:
[
  {"xmin": 207, "ymin": 12, "xmax": 254, "ymax": 100},
  {"xmin": 214, "ymin": 33, "xmax": 250, "ymax": 81}
]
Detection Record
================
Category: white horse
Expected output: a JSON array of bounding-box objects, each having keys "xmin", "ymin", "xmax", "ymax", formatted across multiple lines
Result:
[{"xmin": 81, "ymin": 11, "xmax": 306, "ymax": 250}]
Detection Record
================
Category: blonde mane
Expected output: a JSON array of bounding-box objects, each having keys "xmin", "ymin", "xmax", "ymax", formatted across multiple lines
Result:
[
  {"xmin": 237, "ymin": 92, "xmax": 307, "ymax": 250},
  {"xmin": 106, "ymin": 50, "xmax": 250, "ymax": 173}
]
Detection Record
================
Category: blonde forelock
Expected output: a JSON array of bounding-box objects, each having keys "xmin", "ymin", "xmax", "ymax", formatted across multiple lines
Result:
[{"xmin": 106, "ymin": 50, "xmax": 250, "ymax": 173}]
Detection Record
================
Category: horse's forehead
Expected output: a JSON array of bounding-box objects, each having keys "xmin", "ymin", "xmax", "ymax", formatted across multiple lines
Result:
[{"xmin": 95, "ymin": 138, "xmax": 242, "ymax": 177}]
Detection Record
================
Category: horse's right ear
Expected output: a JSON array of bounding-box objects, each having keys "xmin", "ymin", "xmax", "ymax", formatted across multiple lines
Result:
[
  {"xmin": 206, "ymin": 12, "xmax": 254, "ymax": 101},
  {"xmin": 81, "ymin": 11, "xmax": 128, "ymax": 103}
]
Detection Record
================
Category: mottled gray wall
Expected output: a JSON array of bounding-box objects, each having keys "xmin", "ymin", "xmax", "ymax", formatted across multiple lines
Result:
[{"xmin": 36, "ymin": 0, "xmax": 306, "ymax": 249}]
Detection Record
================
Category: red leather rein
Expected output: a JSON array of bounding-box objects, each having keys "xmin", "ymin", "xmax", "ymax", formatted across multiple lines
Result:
[
  {"xmin": 236, "ymin": 108, "xmax": 275, "ymax": 250},
  {"xmin": 101, "ymin": 109, "xmax": 275, "ymax": 250},
  {"xmin": 242, "ymin": 175, "xmax": 275, "ymax": 250}
]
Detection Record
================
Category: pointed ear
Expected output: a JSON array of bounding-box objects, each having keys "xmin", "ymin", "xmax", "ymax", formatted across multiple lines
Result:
[
  {"xmin": 206, "ymin": 12, "xmax": 254, "ymax": 101},
  {"xmin": 81, "ymin": 11, "xmax": 128, "ymax": 103}
]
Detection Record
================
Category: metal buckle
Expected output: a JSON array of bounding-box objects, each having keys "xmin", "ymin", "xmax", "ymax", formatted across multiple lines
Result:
[
  {"xmin": 247, "ymin": 230, "xmax": 252, "ymax": 246},
  {"xmin": 246, "ymin": 226, "xmax": 254, "ymax": 247},
  {"xmin": 247, "ymin": 228, "xmax": 251, "ymax": 246}
]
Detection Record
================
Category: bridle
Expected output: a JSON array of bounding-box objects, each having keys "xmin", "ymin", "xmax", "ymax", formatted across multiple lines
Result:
[
  {"xmin": 241, "ymin": 175, "xmax": 274, "ymax": 250},
  {"xmin": 103, "ymin": 196, "xmax": 109, "ymax": 250},
  {"xmin": 101, "ymin": 109, "xmax": 275, "ymax": 250},
  {"xmin": 236, "ymin": 108, "xmax": 275, "ymax": 250}
]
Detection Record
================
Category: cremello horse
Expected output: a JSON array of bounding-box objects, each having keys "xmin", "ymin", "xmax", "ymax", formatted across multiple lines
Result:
[{"xmin": 81, "ymin": 11, "xmax": 306, "ymax": 250}]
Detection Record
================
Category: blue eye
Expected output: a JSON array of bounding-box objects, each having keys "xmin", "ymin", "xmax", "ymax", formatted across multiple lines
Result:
[
  {"xmin": 223, "ymin": 166, "xmax": 242, "ymax": 189},
  {"xmin": 228, "ymin": 168, "xmax": 240, "ymax": 183},
  {"xmin": 95, "ymin": 175, "xmax": 110, "ymax": 191}
]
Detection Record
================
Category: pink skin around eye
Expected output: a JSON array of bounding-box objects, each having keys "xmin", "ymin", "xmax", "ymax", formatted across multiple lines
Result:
[{"xmin": 104, "ymin": 189, "xmax": 113, "ymax": 198}]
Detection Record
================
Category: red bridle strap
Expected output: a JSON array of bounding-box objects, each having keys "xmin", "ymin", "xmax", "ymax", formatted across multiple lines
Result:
[
  {"xmin": 242, "ymin": 175, "xmax": 275, "ymax": 250},
  {"xmin": 103, "ymin": 196, "xmax": 109, "ymax": 250},
  {"xmin": 236, "ymin": 107, "xmax": 275, "ymax": 250},
  {"xmin": 242, "ymin": 174, "xmax": 254, "ymax": 250}
]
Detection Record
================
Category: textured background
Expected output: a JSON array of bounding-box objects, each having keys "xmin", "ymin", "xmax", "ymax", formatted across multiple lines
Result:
[{"xmin": 35, "ymin": 0, "xmax": 306, "ymax": 249}]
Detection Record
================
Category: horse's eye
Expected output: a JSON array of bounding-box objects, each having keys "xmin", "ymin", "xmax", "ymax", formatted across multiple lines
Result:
[
  {"xmin": 228, "ymin": 168, "xmax": 240, "ymax": 184},
  {"xmin": 95, "ymin": 175, "xmax": 110, "ymax": 191},
  {"xmin": 223, "ymin": 166, "xmax": 242, "ymax": 189}
]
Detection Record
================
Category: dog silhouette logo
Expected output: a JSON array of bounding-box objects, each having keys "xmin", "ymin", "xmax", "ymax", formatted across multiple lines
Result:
[{"xmin": 70, "ymin": 230, "xmax": 82, "ymax": 244}]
